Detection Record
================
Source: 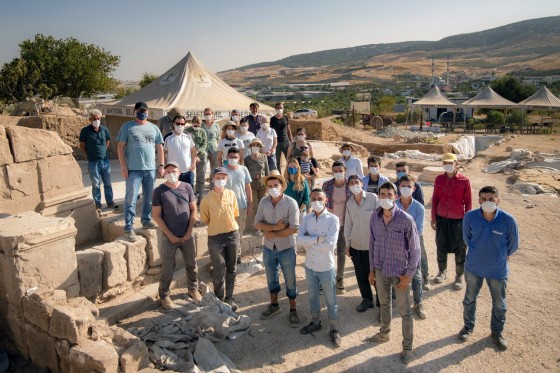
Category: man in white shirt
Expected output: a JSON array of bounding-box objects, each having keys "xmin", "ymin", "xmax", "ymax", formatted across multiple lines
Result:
[
  {"xmin": 338, "ymin": 143, "xmax": 364, "ymax": 179},
  {"xmin": 297, "ymin": 188, "xmax": 341, "ymax": 347},
  {"xmin": 163, "ymin": 115, "xmax": 197, "ymax": 188}
]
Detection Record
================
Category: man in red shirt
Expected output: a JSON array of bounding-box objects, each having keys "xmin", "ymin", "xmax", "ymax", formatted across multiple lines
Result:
[{"xmin": 430, "ymin": 153, "xmax": 472, "ymax": 290}]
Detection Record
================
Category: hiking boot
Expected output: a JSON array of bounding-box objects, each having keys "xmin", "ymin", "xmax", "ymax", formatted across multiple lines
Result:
[
  {"xmin": 107, "ymin": 202, "xmax": 118, "ymax": 209},
  {"xmin": 422, "ymin": 276, "xmax": 431, "ymax": 291},
  {"xmin": 336, "ymin": 277, "xmax": 345, "ymax": 294},
  {"xmin": 125, "ymin": 230, "xmax": 138, "ymax": 242},
  {"xmin": 225, "ymin": 297, "xmax": 238, "ymax": 312},
  {"xmin": 491, "ymin": 333, "xmax": 508, "ymax": 351},
  {"xmin": 413, "ymin": 302, "xmax": 427, "ymax": 319},
  {"xmin": 400, "ymin": 349, "xmax": 413, "ymax": 365},
  {"xmin": 454, "ymin": 275, "xmax": 464, "ymax": 291},
  {"xmin": 434, "ymin": 270, "xmax": 447, "ymax": 283},
  {"xmin": 300, "ymin": 321, "xmax": 322, "ymax": 335},
  {"xmin": 356, "ymin": 299, "xmax": 374, "ymax": 313},
  {"xmin": 261, "ymin": 304, "xmax": 281, "ymax": 320},
  {"xmin": 330, "ymin": 330, "xmax": 341, "ymax": 347},
  {"xmin": 366, "ymin": 332, "xmax": 390, "ymax": 343},
  {"xmin": 142, "ymin": 221, "xmax": 157, "ymax": 229},
  {"xmin": 458, "ymin": 326, "xmax": 473, "ymax": 342},
  {"xmin": 288, "ymin": 310, "xmax": 300, "ymax": 327},
  {"xmin": 188, "ymin": 290, "xmax": 202, "ymax": 303},
  {"xmin": 161, "ymin": 296, "xmax": 174, "ymax": 310}
]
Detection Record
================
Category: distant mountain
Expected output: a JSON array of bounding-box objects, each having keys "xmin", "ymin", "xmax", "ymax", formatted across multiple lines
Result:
[{"xmin": 220, "ymin": 16, "xmax": 560, "ymax": 86}]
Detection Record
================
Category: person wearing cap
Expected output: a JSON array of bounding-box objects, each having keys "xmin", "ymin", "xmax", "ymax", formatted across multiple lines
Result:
[
  {"xmin": 256, "ymin": 116, "xmax": 278, "ymax": 171},
  {"xmin": 237, "ymin": 118, "xmax": 255, "ymax": 149},
  {"xmin": 163, "ymin": 115, "xmax": 197, "ymax": 188},
  {"xmin": 458, "ymin": 186, "xmax": 518, "ymax": 351},
  {"xmin": 395, "ymin": 161, "xmax": 425, "ymax": 205},
  {"xmin": 362, "ymin": 155, "xmax": 390, "ymax": 196},
  {"xmin": 296, "ymin": 146, "xmax": 320, "ymax": 191},
  {"xmin": 217, "ymin": 121, "xmax": 245, "ymax": 166},
  {"xmin": 270, "ymin": 102, "xmax": 293, "ymax": 171},
  {"xmin": 185, "ymin": 115, "xmax": 208, "ymax": 203},
  {"xmin": 202, "ymin": 107, "xmax": 221, "ymax": 175},
  {"xmin": 366, "ymin": 181, "xmax": 420, "ymax": 365},
  {"xmin": 244, "ymin": 102, "xmax": 266, "ymax": 135},
  {"xmin": 254, "ymin": 170, "xmax": 300, "ymax": 326},
  {"xmin": 431, "ymin": 153, "xmax": 472, "ymax": 290},
  {"xmin": 287, "ymin": 127, "xmax": 314, "ymax": 159},
  {"xmin": 344, "ymin": 174, "xmax": 379, "ymax": 313},
  {"xmin": 200, "ymin": 167, "xmax": 240, "ymax": 311},
  {"xmin": 152, "ymin": 161, "xmax": 201, "ymax": 309},
  {"xmin": 117, "ymin": 102, "xmax": 165, "ymax": 241},
  {"xmin": 79, "ymin": 108, "xmax": 116, "ymax": 210},
  {"xmin": 158, "ymin": 107, "xmax": 182, "ymax": 138},
  {"xmin": 338, "ymin": 143, "xmax": 363, "ymax": 179},
  {"xmin": 297, "ymin": 188, "xmax": 341, "ymax": 347},
  {"xmin": 244, "ymin": 138, "xmax": 270, "ymax": 220},
  {"xmin": 322, "ymin": 160, "xmax": 351, "ymax": 293}
]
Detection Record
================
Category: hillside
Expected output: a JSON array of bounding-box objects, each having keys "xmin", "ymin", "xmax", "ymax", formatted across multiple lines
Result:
[{"xmin": 219, "ymin": 16, "xmax": 560, "ymax": 86}]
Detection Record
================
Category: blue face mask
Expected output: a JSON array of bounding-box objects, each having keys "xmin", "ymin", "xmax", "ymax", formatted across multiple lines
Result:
[
  {"xmin": 288, "ymin": 167, "xmax": 298, "ymax": 175},
  {"xmin": 136, "ymin": 111, "xmax": 148, "ymax": 121},
  {"xmin": 396, "ymin": 171, "xmax": 407, "ymax": 180}
]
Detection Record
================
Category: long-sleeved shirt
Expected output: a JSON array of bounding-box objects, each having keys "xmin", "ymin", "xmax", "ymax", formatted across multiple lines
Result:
[
  {"xmin": 244, "ymin": 114, "xmax": 266, "ymax": 135},
  {"xmin": 200, "ymin": 189, "xmax": 239, "ymax": 236},
  {"xmin": 431, "ymin": 172, "xmax": 472, "ymax": 221},
  {"xmin": 369, "ymin": 206, "xmax": 420, "ymax": 278},
  {"xmin": 396, "ymin": 198, "xmax": 425, "ymax": 235},
  {"xmin": 395, "ymin": 180, "xmax": 425, "ymax": 205},
  {"xmin": 254, "ymin": 194, "xmax": 300, "ymax": 251},
  {"xmin": 202, "ymin": 122, "xmax": 221, "ymax": 154},
  {"xmin": 322, "ymin": 178, "xmax": 351, "ymax": 210},
  {"xmin": 185, "ymin": 126, "xmax": 208, "ymax": 158},
  {"xmin": 285, "ymin": 180, "xmax": 310, "ymax": 209},
  {"xmin": 339, "ymin": 156, "xmax": 364, "ymax": 179},
  {"xmin": 297, "ymin": 210, "xmax": 340, "ymax": 272},
  {"xmin": 344, "ymin": 191, "xmax": 379, "ymax": 251},
  {"xmin": 463, "ymin": 208, "xmax": 519, "ymax": 280}
]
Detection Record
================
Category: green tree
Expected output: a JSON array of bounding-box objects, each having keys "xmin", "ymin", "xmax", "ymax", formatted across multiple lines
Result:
[
  {"xmin": 373, "ymin": 96, "xmax": 396, "ymax": 114},
  {"xmin": 490, "ymin": 76, "xmax": 535, "ymax": 103},
  {"xmin": 487, "ymin": 110, "xmax": 505, "ymax": 124},
  {"xmin": 139, "ymin": 72, "xmax": 159, "ymax": 88}
]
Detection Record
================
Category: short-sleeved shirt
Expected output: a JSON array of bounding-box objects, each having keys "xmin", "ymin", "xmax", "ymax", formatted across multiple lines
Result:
[
  {"xmin": 200, "ymin": 189, "xmax": 239, "ymax": 236},
  {"xmin": 164, "ymin": 132, "xmax": 195, "ymax": 172},
  {"xmin": 79, "ymin": 125, "xmax": 110, "ymax": 161},
  {"xmin": 152, "ymin": 182, "xmax": 195, "ymax": 237},
  {"xmin": 297, "ymin": 157, "xmax": 319, "ymax": 175},
  {"xmin": 255, "ymin": 194, "xmax": 300, "ymax": 251},
  {"xmin": 218, "ymin": 137, "xmax": 244, "ymax": 161},
  {"xmin": 270, "ymin": 116, "xmax": 290, "ymax": 142},
  {"xmin": 244, "ymin": 114, "xmax": 265, "ymax": 135},
  {"xmin": 203, "ymin": 122, "xmax": 221, "ymax": 153},
  {"xmin": 116, "ymin": 121, "xmax": 164, "ymax": 171},
  {"xmin": 244, "ymin": 154, "xmax": 269, "ymax": 181},
  {"xmin": 256, "ymin": 128, "xmax": 277, "ymax": 152},
  {"xmin": 225, "ymin": 166, "xmax": 252, "ymax": 209},
  {"xmin": 237, "ymin": 131, "xmax": 255, "ymax": 149}
]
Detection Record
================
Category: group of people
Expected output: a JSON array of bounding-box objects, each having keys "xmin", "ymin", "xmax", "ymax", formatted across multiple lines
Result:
[{"xmin": 79, "ymin": 101, "xmax": 519, "ymax": 365}]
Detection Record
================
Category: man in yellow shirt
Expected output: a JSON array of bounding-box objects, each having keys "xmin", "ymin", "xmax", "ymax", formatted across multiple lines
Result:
[{"xmin": 200, "ymin": 167, "xmax": 240, "ymax": 311}]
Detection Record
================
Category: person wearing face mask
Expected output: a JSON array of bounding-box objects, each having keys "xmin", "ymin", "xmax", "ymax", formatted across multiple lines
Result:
[
  {"xmin": 256, "ymin": 116, "xmax": 278, "ymax": 171},
  {"xmin": 163, "ymin": 115, "xmax": 197, "ymax": 189},
  {"xmin": 362, "ymin": 155, "xmax": 389, "ymax": 196},
  {"xmin": 395, "ymin": 175, "xmax": 428, "ymax": 319},
  {"xmin": 459, "ymin": 186, "xmax": 518, "ymax": 351},
  {"xmin": 244, "ymin": 138, "xmax": 270, "ymax": 223},
  {"xmin": 283, "ymin": 159, "xmax": 310, "ymax": 215},
  {"xmin": 79, "ymin": 109, "xmax": 116, "ymax": 210},
  {"xmin": 270, "ymin": 102, "xmax": 292, "ymax": 171},
  {"xmin": 185, "ymin": 116, "xmax": 208, "ymax": 204},
  {"xmin": 297, "ymin": 189, "xmax": 341, "ymax": 347},
  {"xmin": 236, "ymin": 118, "xmax": 255, "ymax": 149},
  {"xmin": 202, "ymin": 107, "xmax": 221, "ymax": 175},
  {"xmin": 394, "ymin": 161, "xmax": 425, "ymax": 205},
  {"xmin": 117, "ymin": 102, "xmax": 165, "ymax": 242},
  {"xmin": 343, "ymin": 175, "xmax": 379, "ymax": 313},
  {"xmin": 152, "ymin": 161, "xmax": 201, "ymax": 309},
  {"xmin": 157, "ymin": 107, "xmax": 182, "ymax": 138},
  {"xmin": 230, "ymin": 109, "xmax": 241, "ymax": 124},
  {"xmin": 217, "ymin": 121, "xmax": 245, "ymax": 166},
  {"xmin": 366, "ymin": 181, "xmax": 420, "ymax": 365},
  {"xmin": 431, "ymin": 153, "xmax": 472, "ymax": 290},
  {"xmin": 244, "ymin": 102, "xmax": 265, "ymax": 135},
  {"xmin": 200, "ymin": 167, "xmax": 240, "ymax": 311},
  {"xmin": 296, "ymin": 146, "xmax": 320, "ymax": 190},
  {"xmin": 254, "ymin": 171, "xmax": 300, "ymax": 326},
  {"xmin": 338, "ymin": 143, "xmax": 363, "ymax": 179},
  {"xmin": 322, "ymin": 161, "xmax": 351, "ymax": 294},
  {"xmin": 287, "ymin": 127, "xmax": 314, "ymax": 159}
]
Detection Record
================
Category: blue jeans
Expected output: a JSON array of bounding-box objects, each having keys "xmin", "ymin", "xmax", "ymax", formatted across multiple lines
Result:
[
  {"xmin": 411, "ymin": 266, "xmax": 423, "ymax": 304},
  {"xmin": 463, "ymin": 270, "xmax": 507, "ymax": 334},
  {"xmin": 179, "ymin": 171, "xmax": 195, "ymax": 188},
  {"xmin": 305, "ymin": 266, "xmax": 338, "ymax": 321},
  {"xmin": 88, "ymin": 159, "xmax": 114, "ymax": 207},
  {"xmin": 420, "ymin": 235, "xmax": 429, "ymax": 278},
  {"xmin": 266, "ymin": 154, "xmax": 277, "ymax": 171},
  {"xmin": 263, "ymin": 246, "xmax": 297, "ymax": 299},
  {"xmin": 124, "ymin": 170, "xmax": 156, "ymax": 232}
]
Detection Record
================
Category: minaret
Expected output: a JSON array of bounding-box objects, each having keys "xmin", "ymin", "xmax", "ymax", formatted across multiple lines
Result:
[
  {"xmin": 446, "ymin": 56, "xmax": 450, "ymax": 85},
  {"xmin": 431, "ymin": 56, "xmax": 435, "ymax": 88}
]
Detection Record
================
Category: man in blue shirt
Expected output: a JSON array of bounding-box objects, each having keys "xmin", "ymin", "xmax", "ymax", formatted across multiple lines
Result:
[
  {"xmin": 459, "ymin": 186, "xmax": 519, "ymax": 351},
  {"xmin": 117, "ymin": 102, "xmax": 164, "ymax": 241}
]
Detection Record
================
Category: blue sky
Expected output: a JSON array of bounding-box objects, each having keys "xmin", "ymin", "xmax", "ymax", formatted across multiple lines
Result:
[{"xmin": 1, "ymin": 0, "xmax": 559, "ymax": 80}]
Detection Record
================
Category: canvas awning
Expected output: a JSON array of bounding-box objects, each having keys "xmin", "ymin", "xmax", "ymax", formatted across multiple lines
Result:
[
  {"xmin": 461, "ymin": 86, "xmax": 518, "ymax": 109},
  {"xmin": 410, "ymin": 85, "xmax": 456, "ymax": 108},
  {"xmin": 518, "ymin": 86, "xmax": 560, "ymax": 110}
]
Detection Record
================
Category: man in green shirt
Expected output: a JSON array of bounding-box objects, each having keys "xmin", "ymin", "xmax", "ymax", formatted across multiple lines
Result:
[{"xmin": 186, "ymin": 115, "xmax": 208, "ymax": 203}]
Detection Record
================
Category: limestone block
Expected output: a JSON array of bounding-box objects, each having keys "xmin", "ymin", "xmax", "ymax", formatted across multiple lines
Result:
[
  {"xmin": 110, "ymin": 326, "xmax": 140, "ymax": 348},
  {"xmin": 55, "ymin": 339, "xmax": 71, "ymax": 373},
  {"xmin": 5, "ymin": 160, "xmax": 40, "ymax": 199},
  {"xmin": 0, "ymin": 166, "xmax": 10, "ymax": 201},
  {"xmin": 136, "ymin": 228, "xmax": 163, "ymax": 267},
  {"xmin": 4, "ymin": 303, "xmax": 29, "ymax": 359},
  {"xmin": 193, "ymin": 227, "xmax": 208, "ymax": 258},
  {"xmin": 69, "ymin": 340, "xmax": 119, "ymax": 373},
  {"xmin": 0, "ymin": 194, "xmax": 42, "ymax": 214},
  {"xmin": 26, "ymin": 323, "xmax": 59, "ymax": 373},
  {"xmin": 48, "ymin": 304, "xmax": 94, "ymax": 344},
  {"xmin": 119, "ymin": 341, "xmax": 150, "ymax": 373},
  {"xmin": 76, "ymin": 249, "xmax": 104, "ymax": 299},
  {"xmin": 117, "ymin": 236, "xmax": 148, "ymax": 281},
  {"xmin": 21, "ymin": 292, "xmax": 56, "ymax": 332},
  {"xmin": 103, "ymin": 217, "xmax": 142, "ymax": 242},
  {"xmin": 0, "ymin": 126, "xmax": 13, "ymax": 166},
  {"xmin": 67, "ymin": 296, "xmax": 100, "ymax": 317},
  {"xmin": 37, "ymin": 154, "xmax": 83, "ymax": 194},
  {"xmin": 7, "ymin": 126, "xmax": 72, "ymax": 163},
  {"xmin": 100, "ymin": 214, "xmax": 122, "ymax": 242},
  {"xmin": 94, "ymin": 241, "xmax": 128, "ymax": 289}
]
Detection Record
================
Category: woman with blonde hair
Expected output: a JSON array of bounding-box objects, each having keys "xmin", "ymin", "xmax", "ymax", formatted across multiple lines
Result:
[{"xmin": 284, "ymin": 158, "xmax": 310, "ymax": 214}]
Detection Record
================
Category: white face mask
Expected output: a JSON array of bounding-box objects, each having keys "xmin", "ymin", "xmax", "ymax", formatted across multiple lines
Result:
[
  {"xmin": 228, "ymin": 158, "xmax": 239, "ymax": 167},
  {"xmin": 174, "ymin": 125, "xmax": 184, "ymax": 133},
  {"xmin": 165, "ymin": 173, "xmax": 179, "ymax": 183},
  {"xmin": 226, "ymin": 129, "xmax": 236, "ymax": 137},
  {"xmin": 311, "ymin": 200, "xmax": 324, "ymax": 212},
  {"xmin": 296, "ymin": 135, "xmax": 305, "ymax": 141},
  {"xmin": 334, "ymin": 172, "xmax": 345, "ymax": 181},
  {"xmin": 268, "ymin": 187, "xmax": 281, "ymax": 198},
  {"xmin": 400, "ymin": 187, "xmax": 413, "ymax": 198},
  {"xmin": 443, "ymin": 164, "xmax": 455, "ymax": 173},
  {"xmin": 214, "ymin": 179, "xmax": 227, "ymax": 188},
  {"xmin": 261, "ymin": 123, "xmax": 269, "ymax": 131},
  {"xmin": 481, "ymin": 201, "xmax": 497, "ymax": 213},
  {"xmin": 369, "ymin": 167, "xmax": 379, "ymax": 175},
  {"xmin": 275, "ymin": 109, "xmax": 283, "ymax": 115},
  {"xmin": 240, "ymin": 126, "xmax": 248, "ymax": 133},
  {"xmin": 251, "ymin": 112, "xmax": 258, "ymax": 117},
  {"xmin": 379, "ymin": 199, "xmax": 394, "ymax": 210},
  {"xmin": 251, "ymin": 146, "xmax": 260, "ymax": 155},
  {"xmin": 342, "ymin": 150, "xmax": 351, "ymax": 157},
  {"xmin": 204, "ymin": 115, "xmax": 212, "ymax": 122},
  {"xmin": 350, "ymin": 185, "xmax": 362, "ymax": 195},
  {"xmin": 92, "ymin": 119, "xmax": 100, "ymax": 128},
  {"xmin": 231, "ymin": 115, "xmax": 239, "ymax": 122}
]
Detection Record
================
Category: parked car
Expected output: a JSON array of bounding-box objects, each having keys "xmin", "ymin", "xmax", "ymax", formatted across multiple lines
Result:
[
  {"xmin": 438, "ymin": 111, "xmax": 471, "ymax": 123},
  {"xmin": 292, "ymin": 108, "xmax": 318, "ymax": 118}
]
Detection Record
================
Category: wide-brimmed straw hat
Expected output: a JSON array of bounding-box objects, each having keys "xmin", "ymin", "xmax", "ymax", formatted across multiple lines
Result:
[{"xmin": 262, "ymin": 170, "xmax": 286, "ymax": 189}]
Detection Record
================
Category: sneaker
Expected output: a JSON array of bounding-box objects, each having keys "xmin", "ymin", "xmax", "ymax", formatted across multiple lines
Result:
[
  {"xmin": 300, "ymin": 321, "xmax": 322, "ymax": 335},
  {"xmin": 336, "ymin": 278, "xmax": 345, "ymax": 294},
  {"xmin": 454, "ymin": 275, "xmax": 464, "ymax": 291},
  {"xmin": 188, "ymin": 290, "xmax": 202, "ymax": 303},
  {"xmin": 458, "ymin": 326, "xmax": 472, "ymax": 342},
  {"xmin": 400, "ymin": 349, "xmax": 413, "ymax": 365},
  {"xmin": 261, "ymin": 304, "xmax": 281, "ymax": 320},
  {"xmin": 491, "ymin": 333, "xmax": 508, "ymax": 351},
  {"xmin": 161, "ymin": 296, "xmax": 174, "ymax": 310},
  {"xmin": 225, "ymin": 297, "xmax": 238, "ymax": 312},
  {"xmin": 356, "ymin": 299, "xmax": 374, "ymax": 313},
  {"xmin": 125, "ymin": 230, "xmax": 138, "ymax": 242},
  {"xmin": 142, "ymin": 221, "xmax": 157, "ymax": 229},
  {"xmin": 413, "ymin": 302, "xmax": 427, "ymax": 319},
  {"xmin": 107, "ymin": 202, "xmax": 118, "ymax": 209},
  {"xmin": 330, "ymin": 330, "xmax": 341, "ymax": 347},
  {"xmin": 434, "ymin": 270, "xmax": 447, "ymax": 283},
  {"xmin": 288, "ymin": 310, "xmax": 300, "ymax": 327},
  {"xmin": 366, "ymin": 332, "xmax": 390, "ymax": 343},
  {"xmin": 422, "ymin": 276, "xmax": 431, "ymax": 291}
]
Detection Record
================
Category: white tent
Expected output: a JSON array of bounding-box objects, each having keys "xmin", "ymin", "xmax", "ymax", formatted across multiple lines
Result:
[
  {"xmin": 461, "ymin": 86, "xmax": 518, "ymax": 109},
  {"xmin": 411, "ymin": 85, "xmax": 457, "ymax": 108},
  {"xmin": 518, "ymin": 86, "xmax": 560, "ymax": 110}
]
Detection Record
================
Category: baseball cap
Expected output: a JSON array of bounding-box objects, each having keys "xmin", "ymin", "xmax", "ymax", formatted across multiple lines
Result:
[
  {"xmin": 442, "ymin": 153, "xmax": 458, "ymax": 162},
  {"xmin": 347, "ymin": 174, "xmax": 362, "ymax": 183},
  {"xmin": 212, "ymin": 167, "xmax": 228, "ymax": 176},
  {"xmin": 134, "ymin": 102, "xmax": 148, "ymax": 110},
  {"xmin": 164, "ymin": 161, "xmax": 179, "ymax": 169}
]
